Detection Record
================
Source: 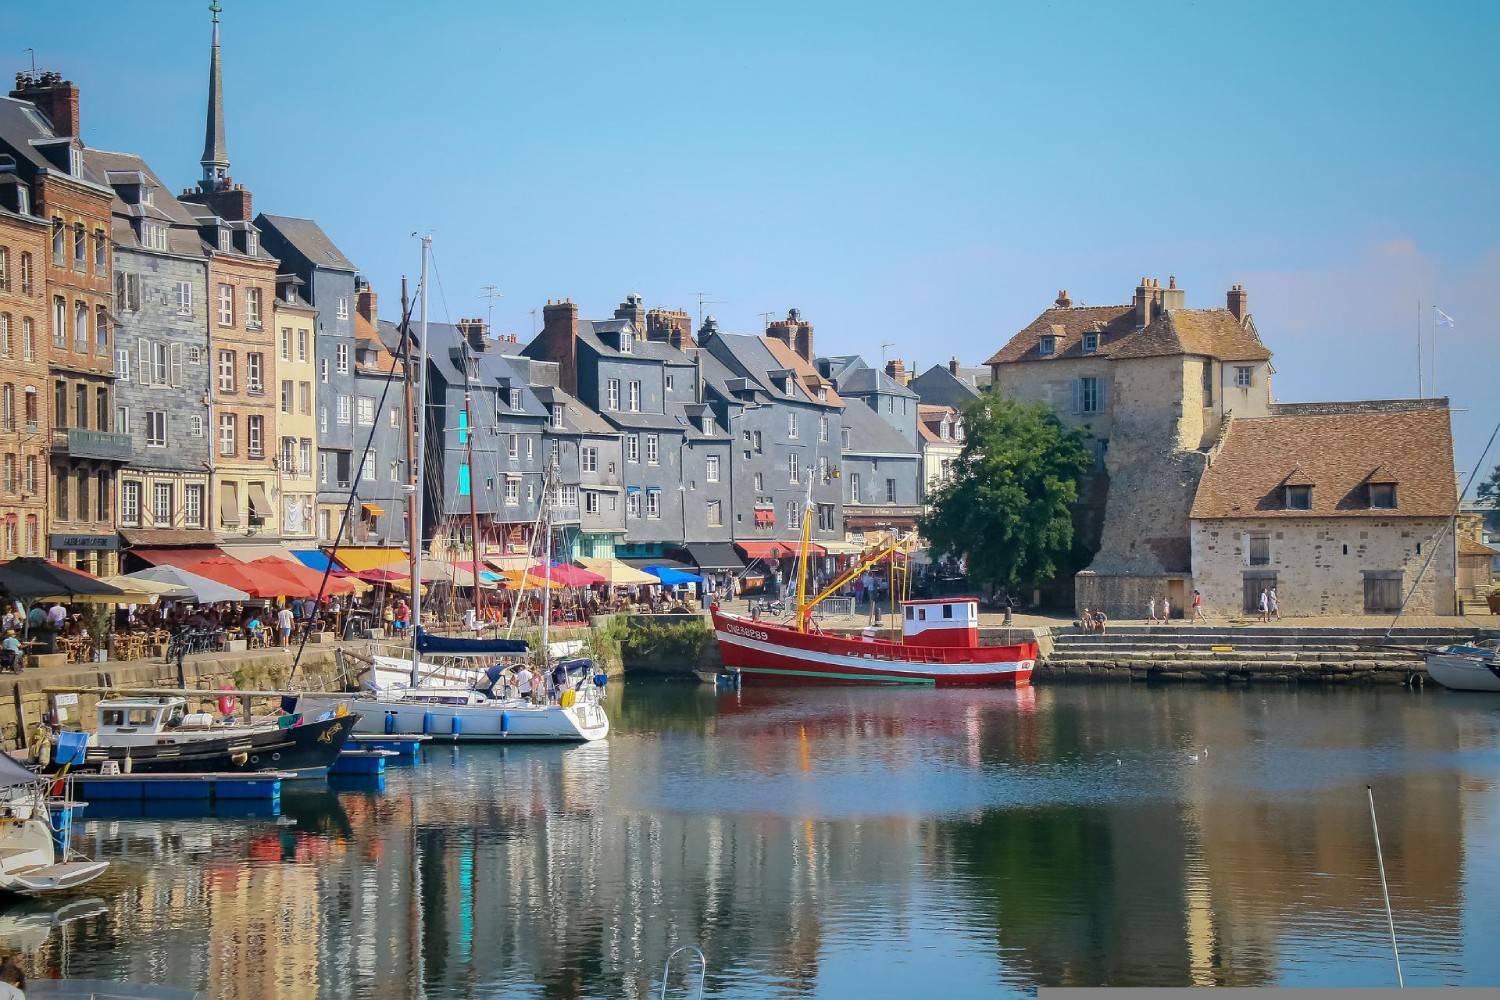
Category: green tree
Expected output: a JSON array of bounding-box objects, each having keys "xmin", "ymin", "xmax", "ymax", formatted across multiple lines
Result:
[
  {"xmin": 1477, "ymin": 464, "xmax": 1500, "ymax": 506},
  {"xmin": 920, "ymin": 395, "xmax": 1092, "ymax": 590}
]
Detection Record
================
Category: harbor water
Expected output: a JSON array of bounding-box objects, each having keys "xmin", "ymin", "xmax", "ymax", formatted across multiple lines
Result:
[{"xmin": 8, "ymin": 681, "xmax": 1500, "ymax": 997}]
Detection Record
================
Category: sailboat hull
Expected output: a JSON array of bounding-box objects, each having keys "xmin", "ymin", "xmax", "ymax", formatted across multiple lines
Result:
[{"xmin": 296, "ymin": 694, "xmax": 610, "ymax": 743}]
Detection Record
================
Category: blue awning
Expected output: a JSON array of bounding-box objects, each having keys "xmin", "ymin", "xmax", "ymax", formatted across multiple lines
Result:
[
  {"xmin": 643, "ymin": 564, "xmax": 704, "ymax": 586},
  {"xmin": 292, "ymin": 549, "xmax": 337, "ymax": 572},
  {"xmin": 625, "ymin": 485, "xmax": 641, "ymax": 495}
]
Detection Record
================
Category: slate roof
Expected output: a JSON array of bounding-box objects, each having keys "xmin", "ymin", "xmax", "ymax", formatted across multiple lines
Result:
[
  {"xmin": 829, "ymin": 361, "xmax": 918, "ymax": 399},
  {"xmin": 0, "ymin": 96, "xmax": 107, "ymax": 185},
  {"xmin": 83, "ymin": 148, "xmax": 204, "ymax": 258},
  {"xmin": 379, "ymin": 319, "xmax": 547, "ymax": 417},
  {"xmin": 577, "ymin": 320, "xmax": 694, "ymax": 364},
  {"xmin": 917, "ymin": 404, "xmax": 962, "ymax": 445},
  {"xmin": 709, "ymin": 334, "xmax": 840, "ymax": 408},
  {"xmin": 841, "ymin": 398, "xmax": 918, "ymax": 456},
  {"xmin": 532, "ymin": 384, "xmax": 616, "ymax": 436},
  {"xmin": 910, "ymin": 364, "xmax": 983, "ymax": 405},
  {"xmin": 986, "ymin": 304, "xmax": 1271, "ymax": 366},
  {"xmin": 255, "ymin": 214, "xmax": 356, "ymax": 271},
  {"xmin": 1190, "ymin": 402, "xmax": 1457, "ymax": 520},
  {"xmin": 763, "ymin": 338, "xmax": 844, "ymax": 406}
]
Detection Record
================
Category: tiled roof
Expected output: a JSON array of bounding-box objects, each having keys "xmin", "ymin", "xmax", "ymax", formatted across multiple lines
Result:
[
  {"xmin": 763, "ymin": 339, "xmax": 844, "ymax": 407},
  {"xmin": 985, "ymin": 304, "xmax": 1270, "ymax": 365},
  {"xmin": 1459, "ymin": 535, "xmax": 1498, "ymax": 557},
  {"xmin": 1190, "ymin": 402, "xmax": 1457, "ymax": 520},
  {"xmin": 255, "ymin": 214, "xmax": 356, "ymax": 271},
  {"xmin": 916, "ymin": 404, "xmax": 961, "ymax": 445}
]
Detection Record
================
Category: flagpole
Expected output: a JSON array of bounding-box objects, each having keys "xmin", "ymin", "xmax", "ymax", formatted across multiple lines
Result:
[
  {"xmin": 1431, "ymin": 311, "xmax": 1438, "ymax": 398},
  {"xmin": 1416, "ymin": 299, "xmax": 1423, "ymax": 398}
]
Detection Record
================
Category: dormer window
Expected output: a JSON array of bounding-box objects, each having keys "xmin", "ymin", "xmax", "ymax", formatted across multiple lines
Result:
[
  {"xmin": 701, "ymin": 415, "xmax": 712, "ymax": 433},
  {"xmin": 142, "ymin": 187, "xmax": 155, "ymax": 207},
  {"xmin": 620, "ymin": 330, "xmax": 633, "ymax": 354},
  {"xmin": 1082, "ymin": 332, "xmax": 1099, "ymax": 354},
  {"xmin": 218, "ymin": 229, "xmax": 231, "ymax": 253},
  {"xmin": 550, "ymin": 404, "xmax": 564, "ymax": 428},
  {"xmin": 245, "ymin": 231, "xmax": 258, "ymax": 256},
  {"xmin": 142, "ymin": 222, "xmax": 168, "ymax": 252},
  {"xmin": 1284, "ymin": 485, "xmax": 1312, "ymax": 510},
  {"xmin": 1369, "ymin": 482, "xmax": 1397, "ymax": 509},
  {"xmin": 1039, "ymin": 335, "xmax": 1057, "ymax": 357}
]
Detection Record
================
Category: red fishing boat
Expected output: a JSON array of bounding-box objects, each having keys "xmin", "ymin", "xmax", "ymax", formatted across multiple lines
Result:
[{"xmin": 710, "ymin": 512, "xmax": 1035, "ymax": 686}]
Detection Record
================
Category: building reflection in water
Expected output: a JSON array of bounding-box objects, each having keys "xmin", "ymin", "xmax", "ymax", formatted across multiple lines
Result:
[{"xmin": 0, "ymin": 683, "xmax": 1491, "ymax": 998}]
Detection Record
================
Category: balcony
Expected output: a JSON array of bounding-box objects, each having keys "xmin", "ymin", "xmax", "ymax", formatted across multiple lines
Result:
[{"xmin": 54, "ymin": 427, "xmax": 133, "ymax": 462}]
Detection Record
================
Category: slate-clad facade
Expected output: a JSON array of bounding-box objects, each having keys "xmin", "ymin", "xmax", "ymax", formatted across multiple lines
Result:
[
  {"xmin": 817, "ymin": 353, "xmax": 919, "ymax": 446},
  {"xmin": 838, "ymin": 397, "xmax": 922, "ymax": 535}
]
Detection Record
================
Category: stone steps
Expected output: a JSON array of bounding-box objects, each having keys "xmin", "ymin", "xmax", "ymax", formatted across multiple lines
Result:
[{"xmin": 1047, "ymin": 650, "xmax": 1420, "ymax": 665}]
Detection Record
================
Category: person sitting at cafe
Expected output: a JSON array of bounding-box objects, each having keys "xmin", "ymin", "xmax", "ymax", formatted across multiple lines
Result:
[
  {"xmin": 0, "ymin": 631, "xmax": 21, "ymax": 672},
  {"xmin": 244, "ymin": 613, "xmax": 264, "ymax": 642}
]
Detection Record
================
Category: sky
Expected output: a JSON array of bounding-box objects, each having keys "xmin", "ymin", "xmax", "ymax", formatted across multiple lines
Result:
[{"xmin": 15, "ymin": 0, "xmax": 1500, "ymax": 470}]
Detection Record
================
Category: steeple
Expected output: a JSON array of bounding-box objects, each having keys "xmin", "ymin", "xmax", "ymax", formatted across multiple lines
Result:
[{"xmin": 199, "ymin": 0, "xmax": 229, "ymax": 192}]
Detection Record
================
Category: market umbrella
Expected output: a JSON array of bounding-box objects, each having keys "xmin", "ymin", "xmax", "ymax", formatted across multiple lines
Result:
[
  {"xmin": 643, "ymin": 565, "xmax": 705, "ymax": 586},
  {"xmin": 500, "ymin": 569, "xmax": 562, "ymax": 591},
  {"xmin": 572, "ymin": 557, "xmax": 658, "ymax": 586},
  {"xmin": 99, "ymin": 574, "xmax": 188, "ymax": 602},
  {"xmin": 121, "ymin": 565, "xmax": 250, "ymax": 603},
  {"xmin": 183, "ymin": 557, "xmax": 291, "ymax": 599},
  {"xmin": 247, "ymin": 557, "xmax": 355, "ymax": 598},
  {"xmin": 0, "ymin": 558, "xmax": 131, "ymax": 603},
  {"xmin": 527, "ymin": 562, "xmax": 605, "ymax": 588}
]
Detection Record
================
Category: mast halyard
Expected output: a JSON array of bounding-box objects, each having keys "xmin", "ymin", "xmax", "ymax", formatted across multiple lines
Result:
[
  {"xmin": 409, "ymin": 235, "xmax": 432, "ymax": 688},
  {"xmin": 540, "ymin": 463, "xmax": 553, "ymax": 665},
  {"xmin": 463, "ymin": 383, "xmax": 484, "ymax": 627}
]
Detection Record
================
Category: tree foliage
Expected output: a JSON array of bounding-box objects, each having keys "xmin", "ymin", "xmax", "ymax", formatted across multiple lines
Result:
[
  {"xmin": 1477, "ymin": 464, "xmax": 1500, "ymax": 507},
  {"xmin": 920, "ymin": 395, "xmax": 1092, "ymax": 590}
]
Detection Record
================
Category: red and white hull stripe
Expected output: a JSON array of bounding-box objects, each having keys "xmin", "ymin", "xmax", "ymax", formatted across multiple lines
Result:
[{"xmin": 711, "ymin": 609, "xmax": 1034, "ymax": 687}]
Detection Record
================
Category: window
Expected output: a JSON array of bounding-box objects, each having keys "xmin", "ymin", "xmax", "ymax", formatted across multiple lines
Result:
[
  {"xmin": 627, "ymin": 381, "xmax": 640, "ymax": 412},
  {"xmin": 21, "ymin": 319, "xmax": 33, "ymax": 361},
  {"xmin": 73, "ymin": 300, "xmax": 87, "ymax": 351},
  {"xmin": 218, "ymin": 414, "xmax": 236, "ymax": 456},
  {"xmin": 1369, "ymin": 483, "xmax": 1397, "ymax": 509},
  {"xmin": 458, "ymin": 462, "xmax": 471, "ymax": 495},
  {"xmin": 301, "ymin": 383, "xmax": 316, "ymax": 417},
  {"xmin": 389, "ymin": 460, "xmax": 400, "ymax": 482},
  {"xmin": 753, "ymin": 472, "xmax": 763, "ymax": 492},
  {"xmin": 19, "ymin": 253, "xmax": 31, "ymax": 295},
  {"xmin": 619, "ymin": 330, "xmax": 632, "ymax": 354},
  {"xmin": 819, "ymin": 415, "xmax": 829, "ymax": 442},
  {"xmin": 356, "ymin": 396, "xmax": 375, "ymax": 425},
  {"xmin": 52, "ymin": 219, "xmax": 65, "ymax": 264},
  {"xmin": 142, "ymin": 223, "xmax": 167, "ymax": 252},
  {"xmin": 74, "ymin": 384, "xmax": 87, "ymax": 429},
  {"xmin": 606, "ymin": 379, "xmax": 619, "ymax": 410},
  {"xmin": 706, "ymin": 455, "xmax": 720, "ymax": 483},
  {"xmin": 300, "ymin": 439, "xmax": 312, "ymax": 477},
  {"xmin": 508, "ymin": 388, "xmax": 522, "ymax": 410},
  {"xmin": 217, "ymin": 283, "xmax": 234, "ymax": 326},
  {"xmin": 153, "ymin": 482, "xmax": 173, "ymax": 526},
  {"xmin": 246, "ymin": 352, "xmax": 264, "ymax": 394},
  {"xmin": 645, "ymin": 434, "xmax": 659, "ymax": 465},
  {"xmin": 789, "ymin": 452, "xmax": 800, "ymax": 484},
  {"xmin": 73, "ymin": 223, "xmax": 86, "ymax": 268},
  {"xmin": 561, "ymin": 485, "xmax": 578, "ymax": 508},
  {"xmin": 664, "ymin": 372, "xmax": 673, "ymax": 391},
  {"xmin": 788, "ymin": 412, "xmax": 798, "ymax": 438},
  {"xmin": 318, "ymin": 452, "xmax": 329, "ymax": 485},
  {"xmin": 24, "ymin": 456, "xmax": 35, "ymax": 496},
  {"xmin": 281, "ymin": 437, "xmax": 296, "ymax": 473},
  {"xmin": 337, "ymin": 395, "xmax": 351, "ymax": 424},
  {"xmin": 0, "ymin": 248, "xmax": 7, "ymax": 290},
  {"xmin": 247, "ymin": 415, "xmax": 264, "ymax": 458},
  {"xmin": 297, "ymin": 329, "xmax": 309, "ymax": 361},
  {"xmin": 886, "ymin": 478, "xmax": 897, "ymax": 503},
  {"xmin": 94, "ymin": 229, "xmax": 107, "ymax": 271},
  {"xmin": 189, "ymin": 415, "xmax": 203, "ymax": 437},
  {"xmin": 120, "ymin": 480, "xmax": 140, "ymax": 526},
  {"xmin": 176, "ymin": 281, "xmax": 193, "ymax": 315},
  {"xmin": 114, "ymin": 346, "xmax": 130, "ymax": 380},
  {"xmin": 584, "ymin": 491, "xmax": 599, "ymax": 515},
  {"xmin": 551, "ymin": 404, "xmax": 564, "ymax": 428},
  {"xmin": 504, "ymin": 480, "xmax": 519, "ymax": 506},
  {"xmin": 627, "ymin": 491, "xmax": 641, "ymax": 519},
  {"xmin": 582, "ymin": 446, "xmax": 598, "ymax": 473},
  {"xmin": 217, "ymin": 229, "xmax": 231, "ymax": 253},
  {"xmin": 388, "ymin": 405, "xmax": 398, "ymax": 427},
  {"xmin": 245, "ymin": 231, "xmax": 258, "ymax": 257},
  {"xmin": 336, "ymin": 344, "xmax": 349, "ymax": 373},
  {"xmin": 337, "ymin": 296, "xmax": 349, "ymax": 320},
  {"xmin": 817, "ymin": 503, "xmax": 835, "ymax": 531},
  {"xmin": 76, "ymin": 469, "xmax": 89, "ymax": 521},
  {"xmin": 645, "ymin": 489, "xmax": 661, "ymax": 518},
  {"xmin": 245, "ymin": 287, "xmax": 262, "ymax": 328},
  {"xmin": 787, "ymin": 500, "xmax": 800, "ymax": 527},
  {"xmin": 112, "ymin": 405, "xmax": 129, "ymax": 435},
  {"xmin": 217, "ymin": 350, "xmax": 235, "ymax": 391},
  {"xmin": 361, "ymin": 453, "xmax": 375, "ymax": 481},
  {"xmin": 526, "ymin": 437, "xmax": 534, "ymax": 460},
  {"xmin": 280, "ymin": 327, "xmax": 292, "ymax": 360},
  {"xmin": 1082, "ymin": 332, "xmax": 1099, "ymax": 354},
  {"xmin": 707, "ymin": 499, "xmax": 722, "ymax": 527},
  {"xmin": 280, "ymin": 380, "xmax": 293, "ymax": 413},
  {"xmin": 1284, "ymin": 485, "xmax": 1312, "ymax": 510},
  {"xmin": 626, "ymin": 435, "xmax": 639, "ymax": 463},
  {"xmin": 753, "ymin": 430, "xmax": 763, "ymax": 453},
  {"xmin": 1078, "ymin": 377, "xmax": 1102, "ymax": 414},
  {"xmin": 1235, "ymin": 366, "xmax": 1253, "ymax": 389},
  {"xmin": 319, "ymin": 407, "xmax": 328, "ymax": 433},
  {"xmin": 842, "ymin": 427, "xmax": 851, "ymax": 449},
  {"xmin": 1248, "ymin": 533, "xmax": 1270, "ymax": 566},
  {"xmin": 850, "ymin": 472, "xmax": 862, "ymax": 503},
  {"xmin": 319, "ymin": 359, "xmax": 329, "ymax": 384},
  {"xmin": 184, "ymin": 485, "xmax": 204, "ymax": 527},
  {"xmin": 508, "ymin": 433, "xmax": 519, "ymax": 460},
  {"xmin": 145, "ymin": 410, "xmax": 166, "ymax": 448},
  {"xmin": 1039, "ymin": 335, "xmax": 1056, "ymax": 357},
  {"xmin": 2, "ymin": 454, "xmax": 12, "ymax": 492}
]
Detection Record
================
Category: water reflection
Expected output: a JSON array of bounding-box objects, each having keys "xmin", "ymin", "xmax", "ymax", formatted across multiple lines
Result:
[{"xmin": 2, "ymin": 683, "xmax": 1497, "ymax": 997}]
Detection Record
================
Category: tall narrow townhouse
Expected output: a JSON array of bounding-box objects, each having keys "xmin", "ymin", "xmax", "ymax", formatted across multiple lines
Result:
[
  {"xmin": 272, "ymin": 275, "xmax": 317, "ymax": 548},
  {"xmin": 176, "ymin": 7, "xmax": 282, "ymax": 548},
  {"xmin": 1, "ymin": 73, "xmax": 124, "ymax": 573},
  {"xmin": 0, "ymin": 150, "xmax": 50, "ymax": 559},
  {"xmin": 344, "ymin": 281, "xmax": 408, "ymax": 551},
  {"xmin": 253, "ymin": 214, "xmax": 358, "ymax": 545},
  {"xmin": 87, "ymin": 150, "xmax": 213, "ymax": 559}
]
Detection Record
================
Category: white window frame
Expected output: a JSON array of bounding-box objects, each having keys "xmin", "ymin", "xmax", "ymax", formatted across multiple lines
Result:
[
  {"xmin": 145, "ymin": 409, "xmax": 166, "ymax": 448},
  {"xmin": 706, "ymin": 454, "xmax": 719, "ymax": 483},
  {"xmin": 645, "ymin": 434, "xmax": 658, "ymax": 465},
  {"xmin": 217, "ymin": 283, "xmax": 234, "ymax": 326}
]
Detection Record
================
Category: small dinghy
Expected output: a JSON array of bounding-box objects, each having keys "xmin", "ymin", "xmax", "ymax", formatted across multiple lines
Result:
[{"xmin": 0, "ymin": 753, "xmax": 107, "ymax": 895}]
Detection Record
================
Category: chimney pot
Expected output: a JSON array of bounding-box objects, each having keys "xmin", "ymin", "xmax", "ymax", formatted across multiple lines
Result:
[
  {"xmin": 1055, "ymin": 289, "xmax": 1072, "ymax": 307},
  {"xmin": 949, "ymin": 356, "xmax": 960, "ymax": 375},
  {"xmin": 9, "ymin": 72, "xmax": 80, "ymax": 138},
  {"xmin": 1227, "ymin": 283, "xmax": 1249, "ymax": 322}
]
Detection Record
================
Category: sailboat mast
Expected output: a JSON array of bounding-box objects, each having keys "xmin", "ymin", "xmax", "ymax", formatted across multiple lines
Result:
[
  {"xmin": 409, "ymin": 235, "xmax": 432, "ymax": 687},
  {"xmin": 400, "ymin": 276, "xmax": 418, "ymax": 602},
  {"xmin": 541, "ymin": 465, "xmax": 552, "ymax": 663},
  {"xmin": 464, "ymin": 386, "xmax": 484, "ymax": 624}
]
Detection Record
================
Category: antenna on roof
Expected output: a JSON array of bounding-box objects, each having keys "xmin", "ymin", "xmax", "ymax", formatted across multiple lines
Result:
[
  {"xmin": 23, "ymin": 49, "xmax": 36, "ymax": 77},
  {"xmin": 757, "ymin": 311, "xmax": 775, "ymax": 332},
  {"xmin": 880, "ymin": 341, "xmax": 896, "ymax": 366},
  {"xmin": 694, "ymin": 292, "xmax": 723, "ymax": 328},
  {"xmin": 480, "ymin": 283, "xmax": 502, "ymax": 332}
]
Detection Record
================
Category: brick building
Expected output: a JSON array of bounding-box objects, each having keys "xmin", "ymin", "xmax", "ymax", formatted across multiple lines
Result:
[
  {"xmin": 0, "ymin": 158, "xmax": 50, "ymax": 558},
  {"xmin": 1, "ymin": 73, "xmax": 125, "ymax": 573}
]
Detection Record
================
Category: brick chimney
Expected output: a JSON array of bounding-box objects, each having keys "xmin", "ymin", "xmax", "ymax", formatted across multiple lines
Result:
[
  {"xmin": 181, "ymin": 182, "xmax": 252, "ymax": 222},
  {"xmin": 11, "ymin": 71, "xmax": 80, "ymax": 137},
  {"xmin": 766, "ymin": 308, "xmax": 814, "ymax": 362},
  {"xmin": 613, "ymin": 293, "xmax": 646, "ymax": 333},
  {"xmin": 885, "ymin": 358, "xmax": 909, "ymax": 386},
  {"xmin": 356, "ymin": 281, "xmax": 378, "ymax": 323},
  {"xmin": 948, "ymin": 356, "xmax": 961, "ymax": 376},
  {"xmin": 1133, "ymin": 277, "xmax": 1164, "ymax": 328},
  {"xmin": 646, "ymin": 308, "xmax": 692, "ymax": 350},
  {"xmin": 1055, "ymin": 289, "xmax": 1072, "ymax": 308},
  {"xmin": 456, "ymin": 316, "xmax": 487, "ymax": 353},
  {"xmin": 1227, "ymin": 283, "xmax": 1248, "ymax": 322},
  {"xmin": 538, "ymin": 300, "xmax": 578, "ymax": 396}
]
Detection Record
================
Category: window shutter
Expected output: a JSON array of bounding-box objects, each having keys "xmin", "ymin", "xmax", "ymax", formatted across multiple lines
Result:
[
  {"xmin": 170, "ymin": 343, "xmax": 183, "ymax": 387},
  {"xmin": 1071, "ymin": 379, "xmax": 1082, "ymax": 414},
  {"xmin": 1098, "ymin": 379, "xmax": 1108, "ymax": 412},
  {"xmin": 136, "ymin": 337, "xmax": 149, "ymax": 385}
]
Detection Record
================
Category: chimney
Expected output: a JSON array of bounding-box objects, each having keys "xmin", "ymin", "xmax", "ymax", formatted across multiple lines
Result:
[
  {"xmin": 181, "ymin": 182, "xmax": 252, "ymax": 222},
  {"xmin": 885, "ymin": 358, "xmax": 909, "ymax": 386},
  {"xmin": 10, "ymin": 71, "xmax": 80, "ymax": 138},
  {"xmin": 456, "ymin": 316, "xmax": 488, "ymax": 353},
  {"xmin": 1055, "ymin": 289, "xmax": 1072, "ymax": 308},
  {"xmin": 646, "ymin": 308, "xmax": 692, "ymax": 350},
  {"xmin": 1227, "ymin": 284, "xmax": 1248, "ymax": 322},
  {"xmin": 538, "ymin": 299, "xmax": 579, "ymax": 396},
  {"xmin": 949, "ymin": 356, "xmax": 961, "ymax": 376},
  {"xmin": 1133, "ymin": 277, "xmax": 1164, "ymax": 328},
  {"xmin": 613, "ymin": 292, "xmax": 646, "ymax": 333},
  {"xmin": 697, "ymin": 315, "xmax": 719, "ymax": 343},
  {"xmin": 1160, "ymin": 274, "xmax": 1185, "ymax": 311},
  {"xmin": 356, "ymin": 280, "xmax": 378, "ymax": 323},
  {"xmin": 766, "ymin": 308, "xmax": 814, "ymax": 363}
]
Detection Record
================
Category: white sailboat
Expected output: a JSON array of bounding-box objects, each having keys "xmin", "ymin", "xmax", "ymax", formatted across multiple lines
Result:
[
  {"xmin": 0, "ymin": 754, "xmax": 108, "ymax": 895},
  {"xmin": 299, "ymin": 236, "xmax": 608, "ymax": 742}
]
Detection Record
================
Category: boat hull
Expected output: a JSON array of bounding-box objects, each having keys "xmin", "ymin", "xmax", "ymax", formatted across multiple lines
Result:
[
  {"xmin": 48, "ymin": 714, "xmax": 356, "ymax": 778},
  {"xmin": 1426, "ymin": 651, "xmax": 1500, "ymax": 692},
  {"xmin": 711, "ymin": 610, "xmax": 1034, "ymax": 686},
  {"xmin": 296, "ymin": 694, "xmax": 610, "ymax": 743}
]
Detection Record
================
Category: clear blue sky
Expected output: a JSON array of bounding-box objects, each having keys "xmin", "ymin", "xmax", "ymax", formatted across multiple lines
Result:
[{"xmin": 18, "ymin": 0, "xmax": 1500, "ymax": 470}]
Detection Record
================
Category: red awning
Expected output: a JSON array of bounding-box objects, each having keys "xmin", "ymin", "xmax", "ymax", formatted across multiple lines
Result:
[
  {"xmin": 181, "ymin": 557, "xmax": 289, "ymax": 599},
  {"xmin": 735, "ymin": 541, "xmax": 807, "ymax": 560},
  {"xmin": 132, "ymin": 547, "xmax": 226, "ymax": 568},
  {"xmin": 247, "ymin": 557, "xmax": 355, "ymax": 598},
  {"xmin": 752, "ymin": 509, "xmax": 776, "ymax": 526}
]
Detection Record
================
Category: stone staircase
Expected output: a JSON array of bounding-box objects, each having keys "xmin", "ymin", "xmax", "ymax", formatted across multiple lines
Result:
[{"xmin": 1040, "ymin": 624, "xmax": 1483, "ymax": 684}]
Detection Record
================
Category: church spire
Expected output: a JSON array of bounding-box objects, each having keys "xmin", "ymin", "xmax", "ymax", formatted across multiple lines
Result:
[{"xmin": 199, "ymin": 0, "xmax": 229, "ymax": 191}]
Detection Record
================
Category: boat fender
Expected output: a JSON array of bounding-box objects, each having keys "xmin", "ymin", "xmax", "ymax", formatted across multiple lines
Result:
[
  {"xmin": 593, "ymin": 673, "xmax": 608, "ymax": 688},
  {"xmin": 123, "ymin": 754, "xmax": 133, "ymax": 774},
  {"xmin": 384, "ymin": 712, "xmax": 396, "ymax": 735},
  {"xmin": 559, "ymin": 690, "xmax": 576, "ymax": 709},
  {"xmin": 29, "ymin": 732, "xmax": 50, "ymax": 767},
  {"xmin": 335, "ymin": 703, "xmax": 349, "ymax": 718},
  {"xmin": 500, "ymin": 711, "xmax": 509, "ymax": 735},
  {"xmin": 231, "ymin": 751, "xmax": 248, "ymax": 767},
  {"xmin": 422, "ymin": 711, "xmax": 434, "ymax": 735},
  {"xmin": 451, "ymin": 715, "xmax": 462, "ymax": 736}
]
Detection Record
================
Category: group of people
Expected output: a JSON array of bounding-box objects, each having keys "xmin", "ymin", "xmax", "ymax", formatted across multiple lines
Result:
[
  {"xmin": 491, "ymin": 660, "xmax": 574, "ymax": 705},
  {"xmin": 1254, "ymin": 586, "xmax": 1281, "ymax": 622},
  {"xmin": 1078, "ymin": 607, "xmax": 1110, "ymax": 632},
  {"xmin": 1, "ymin": 601, "xmax": 88, "ymax": 669}
]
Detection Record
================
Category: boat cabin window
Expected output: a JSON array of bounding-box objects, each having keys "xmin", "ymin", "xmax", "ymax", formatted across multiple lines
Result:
[
  {"xmin": 943, "ymin": 605, "xmax": 953, "ymax": 619},
  {"xmin": 101, "ymin": 707, "xmax": 160, "ymax": 728},
  {"xmin": 905, "ymin": 607, "xmax": 914, "ymax": 620},
  {"xmin": 918, "ymin": 608, "xmax": 926, "ymax": 621}
]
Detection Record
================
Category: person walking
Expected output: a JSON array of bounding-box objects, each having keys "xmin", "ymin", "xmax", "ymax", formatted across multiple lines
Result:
[
  {"xmin": 1147, "ymin": 596, "xmax": 1157, "ymax": 624},
  {"xmin": 1257, "ymin": 587, "xmax": 1270, "ymax": 623},
  {"xmin": 1161, "ymin": 597, "xmax": 1171, "ymax": 624},
  {"xmin": 1268, "ymin": 586, "xmax": 1280, "ymax": 621},
  {"xmin": 1191, "ymin": 589, "xmax": 1205, "ymax": 623},
  {"xmin": 277, "ymin": 604, "xmax": 294, "ymax": 647}
]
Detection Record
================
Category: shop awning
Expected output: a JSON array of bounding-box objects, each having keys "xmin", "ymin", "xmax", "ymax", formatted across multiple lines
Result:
[
  {"xmin": 677, "ymin": 542, "xmax": 745, "ymax": 571},
  {"xmin": 573, "ymin": 557, "xmax": 658, "ymax": 586},
  {"xmin": 218, "ymin": 486, "xmax": 238, "ymax": 527},
  {"xmin": 361, "ymin": 502, "xmax": 385, "ymax": 517},
  {"xmin": 247, "ymin": 483, "xmax": 272, "ymax": 516},
  {"xmin": 527, "ymin": 562, "xmax": 606, "ymax": 587},
  {"xmin": 222, "ymin": 543, "xmax": 302, "ymax": 565},
  {"xmin": 620, "ymin": 557, "xmax": 694, "ymax": 572},
  {"xmin": 327, "ymin": 547, "xmax": 408, "ymax": 572},
  {"xmin": 132, "ymin": 546, "xmax": 228, "ymax": 568},
  {"xmin": 247, "ymin": 557, "xmax": 354, "ymax": 598},
  {"xmin": 291, "ymin": 549, "xmax": 337, "ymax": 572},
  {"xmin": 643, "ymin": 565, "xmax": 704, "ymax": 586},
  {"xmin": 734, "ymin": 541, "xmax": 797, "ymax": 560},
  {"xmin": 752, "ymin": 508, "xmax": 775, "ymax": 526}
]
